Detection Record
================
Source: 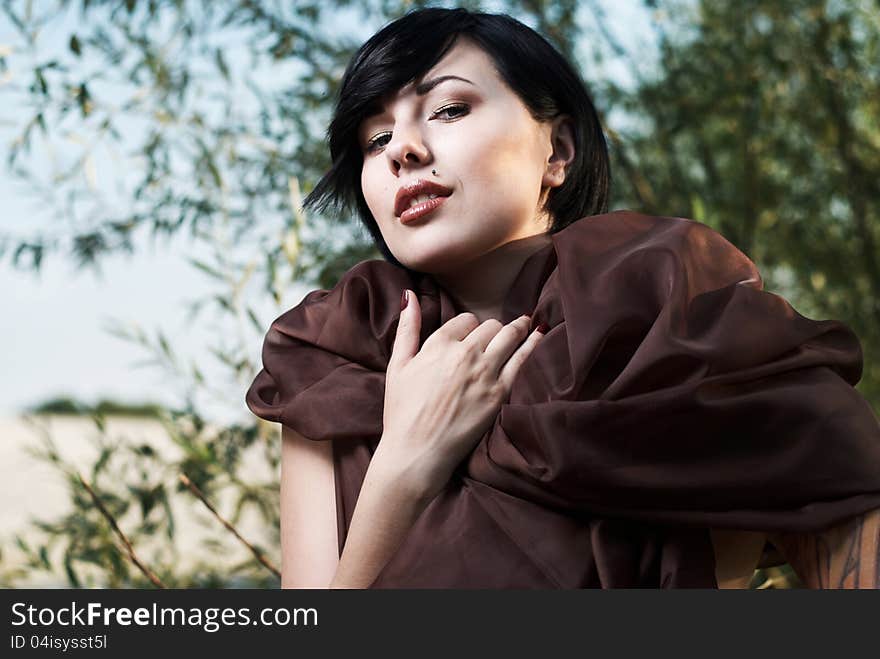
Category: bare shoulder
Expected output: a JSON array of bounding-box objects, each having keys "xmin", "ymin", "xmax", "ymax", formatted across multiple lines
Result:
[
  {"xmin": 281, "ymin": 424, "xmax": 335, "ymax": 463},
  {"xmin": 710, "ymin": 529, "xmax": 767, "ymax": 589},
  {"xmin": 280, "ymin": 425, "xmax": 339, "ymax": 588}
]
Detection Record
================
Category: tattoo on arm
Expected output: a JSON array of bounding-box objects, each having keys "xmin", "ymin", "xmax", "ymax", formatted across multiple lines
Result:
[{"xmin": 770, "ymin": 508, "xmax": 879, "ymax": 589}]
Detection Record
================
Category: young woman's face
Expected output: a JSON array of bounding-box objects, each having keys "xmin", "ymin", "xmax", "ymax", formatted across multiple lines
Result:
[{"xmin": 358, "ymin": 38, "xmax": 565, "ymax": 275}]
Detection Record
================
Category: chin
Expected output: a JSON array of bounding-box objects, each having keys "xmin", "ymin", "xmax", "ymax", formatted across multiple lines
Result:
[{"xmin": 392, "ymin": 238, "xmax": 475, "ymax": 275}]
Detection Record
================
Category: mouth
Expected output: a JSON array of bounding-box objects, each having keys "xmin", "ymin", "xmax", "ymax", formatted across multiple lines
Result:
[
  {"xmin": 399, "ymin": 193, "xmax": 451, "ymax": 225},
  {"xmin": 394, "ymin": 179, "xmax": 453, "ymax": 222}
]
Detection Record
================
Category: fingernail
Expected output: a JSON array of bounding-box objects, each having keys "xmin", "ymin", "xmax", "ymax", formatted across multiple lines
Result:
[
  {"xmin": 536, "ymin": 322, "xmax": 549, "ymax": 334},
  {"xmin": 400, "ymin": 289, "xmax": 409, "ymax": 311}
]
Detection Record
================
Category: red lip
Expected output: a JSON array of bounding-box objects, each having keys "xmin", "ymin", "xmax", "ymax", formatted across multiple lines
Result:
[
  {"xmin": 400, "ymin": 195, "xmax": 449, "ymax": 225},
  {"xmin": 394, "ymin": 179, "xmax": 453, "ymax": 218}
]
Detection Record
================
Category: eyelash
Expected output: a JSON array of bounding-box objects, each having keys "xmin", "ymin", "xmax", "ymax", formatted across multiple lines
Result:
[{"xmin": 365, "ymin": 103, "xmax": 471, "ymax": 153}]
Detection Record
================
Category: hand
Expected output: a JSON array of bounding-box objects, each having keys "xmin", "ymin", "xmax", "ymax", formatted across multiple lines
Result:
[{"xmin": 377, "ymin": 288, "xmax": 547, "ymax": 501}]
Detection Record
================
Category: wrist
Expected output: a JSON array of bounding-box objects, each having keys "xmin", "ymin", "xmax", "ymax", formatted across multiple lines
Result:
[{"xmin": 371, "ymin": 436, "xmax": 442, "ymax": 506}]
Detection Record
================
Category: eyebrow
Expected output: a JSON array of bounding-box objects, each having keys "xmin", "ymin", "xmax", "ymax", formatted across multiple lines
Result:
[{"xmin": 363, "ymin": 75, "xmax": 475, "ymax": 119}]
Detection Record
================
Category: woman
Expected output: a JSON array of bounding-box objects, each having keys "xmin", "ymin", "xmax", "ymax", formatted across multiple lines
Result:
[{"xmin": 247, "ymin": 8, "xmax": 880, "ymax": 588}]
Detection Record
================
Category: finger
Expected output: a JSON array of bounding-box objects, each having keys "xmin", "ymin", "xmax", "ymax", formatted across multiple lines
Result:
[
  {"xmin": 388, "ymin": 289, "xmax": 421, "ymax": 372},
  {"xmin": 481, "ymin": 315, "xmax": 532, "ymax": 366},
  {"xmin": 496, "ymin": 323, "xmax": 547, "ymax": 390},
  {"xmin": 460, "ymin": 317, "xmax": 507, "ymax": 352},
  {"xmin": 435, "ymin": 312, "xmax": 481, "ymax": 343}
]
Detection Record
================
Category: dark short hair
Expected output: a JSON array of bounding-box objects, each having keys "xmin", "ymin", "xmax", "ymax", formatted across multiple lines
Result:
[{"xmin": 302, "ymin": 7, "xmax": 611, "ymax": 268}]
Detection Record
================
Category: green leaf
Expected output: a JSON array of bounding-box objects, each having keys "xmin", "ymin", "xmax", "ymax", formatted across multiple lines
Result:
[
  {"xmin": 207, "ymin": 159, "xmax": 222, "ymax": 189},
  {"xmin": 133, "ymin": 444, "xmax": 155, "ymax": 457},
  {"xmin": 14, "ymin": 535, "xmax": 31, "ymax": 554},
  {"xmin": 63, "ymin": 549, "xmax": 81, "ymax": 588},
  {"xmin": 77, "ymin": 83, "xmax": 92, "ymax": 117},
  {"xmin": 91, "ymin": 413, "xmax": 106, "ymax": 433},
  {"xmin": 246, "ymin": 307, "xmax": 263, "ymax": 333},
  {"xmin": 159, "ymin": 486, "xmax": 175, "ymax": 541},
  {"xmin": 34, "ymin": 70, "xmax": 47, "ymax": 95},
  {"xmin": 92, "ymin": 447, "xmax": 112, "ymax": 480},
  {"xmin": 38, "ymin": 546, "xmax": 51, "ymax": 569},
  {"xmin": 157, "ymin": 331, "xmax": 174, "ymax": 362},
  {"xmin": 187, "ymin": 258, "xmax": 224, "ymax": 280},
  {"xmin": 214, "ymin": 48, "xmax": 229, "ymax": 80}
]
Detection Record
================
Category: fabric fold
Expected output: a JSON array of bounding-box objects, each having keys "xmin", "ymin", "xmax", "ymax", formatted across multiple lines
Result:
[{"xmin": 246, "ymin": 210, "xmax": 880, "ymax": 587}]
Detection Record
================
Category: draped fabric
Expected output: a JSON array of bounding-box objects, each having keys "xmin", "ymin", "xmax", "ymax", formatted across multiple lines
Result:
[{"xmin": 246, "ymin": 210, "xmax": 880, "ymax": 587}]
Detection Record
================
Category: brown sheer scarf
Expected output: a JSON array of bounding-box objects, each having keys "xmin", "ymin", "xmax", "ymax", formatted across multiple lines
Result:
[{"xmin": 246, "ymin": 210, "xmax": 880, "ymax": 587}]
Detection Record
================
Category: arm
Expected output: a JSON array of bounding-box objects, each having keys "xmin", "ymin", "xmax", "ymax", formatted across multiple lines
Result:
[
  {"xmin": 329, "ymin": 296, "xmax": 543, "ymax": 588},
  {"xmin": 279, "ymin": 425, "xmax": 339, "ymax": 588},
  {"xmin": 280, "ymin": 425, "xmax": 433, "ymax": 589},
  {"xmin": 329, "ymin": 441, "xmax": 434, "ymax": 589},
  {"xmin": 769, "ymin": 508, "xmax": 880, "ymax": 589}
]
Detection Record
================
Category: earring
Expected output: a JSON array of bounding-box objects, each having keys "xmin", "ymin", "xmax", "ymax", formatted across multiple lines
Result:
[{"xmin": 432, "ymin": 169, "xmax": 437, "ymax": 176}]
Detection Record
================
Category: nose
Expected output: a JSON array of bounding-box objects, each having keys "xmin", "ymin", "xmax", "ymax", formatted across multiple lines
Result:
[{"xmin": 385, "ymin": 123, "xmax": 431, "ymax": 176}]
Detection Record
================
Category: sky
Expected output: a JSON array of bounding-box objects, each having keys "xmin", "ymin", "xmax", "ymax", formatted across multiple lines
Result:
[{"xmin": 0, "ymin": 1, "xmax": 661, "ymax": 422}]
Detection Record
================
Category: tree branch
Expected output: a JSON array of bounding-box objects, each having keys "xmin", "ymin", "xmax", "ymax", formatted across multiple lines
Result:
[
  {"xmin": 77, "ymin": 472, "xmax": 166, "ymax": 589},
  {"xmin": 179, "ymin": 473, "xmax": 280, "ymax": 578}
]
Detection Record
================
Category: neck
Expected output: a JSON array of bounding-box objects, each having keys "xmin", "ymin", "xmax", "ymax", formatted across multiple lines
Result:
[{"xmin": 432, "ymin": 232, "xmax": 553, "ymax": 324}]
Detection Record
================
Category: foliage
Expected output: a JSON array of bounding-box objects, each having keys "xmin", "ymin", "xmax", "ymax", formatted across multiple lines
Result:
[
  {"xmin": 604, "ymin": 0, "xmax": 880, "ymax": 403},
  {"xmin": 28, "ymin": 396, "xmax": 164, "ymax": 418},
  {"xmin": 3, "ymin": 406, "xmax": 280, "ymax": 588}
]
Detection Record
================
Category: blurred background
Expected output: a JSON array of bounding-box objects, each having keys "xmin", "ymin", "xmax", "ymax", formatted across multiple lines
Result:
[{"xmin": 1, "ymin": 0, "xmax": 877, "ymax": 588}]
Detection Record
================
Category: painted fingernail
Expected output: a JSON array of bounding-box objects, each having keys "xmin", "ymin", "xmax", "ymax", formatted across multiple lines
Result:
[
  {"xmin": 400, "ymin": 289, "xmax": 409, "ymax": 311},
  {"xmin": 536, "ymin": 322, "xmax": 550, "ymax": 334}
]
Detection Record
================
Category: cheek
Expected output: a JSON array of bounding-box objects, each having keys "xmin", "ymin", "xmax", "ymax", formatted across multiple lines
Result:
[
  {"xmin": 464, "ymin": 127, "xmax": 543, "ymax": 206},
  {"xmin": 361, "ymin": 165, "xmax": 397, "ymax": 239},
  {"xmin": 360, "ymin": 165, "xmax": 385, "ymax": 214},
  {"xmin": 360, "ymin": 168, "xmax": 373, "ymax": 206}
]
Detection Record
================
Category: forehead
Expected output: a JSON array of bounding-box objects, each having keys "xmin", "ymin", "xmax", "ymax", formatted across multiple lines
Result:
[
  {"xmin": 368, "ymin": 40, "xmax": 500, "ymax": 115},
  {"xmin": 399, "ymin": 39, "xmax": 496, "ymax": 95}
]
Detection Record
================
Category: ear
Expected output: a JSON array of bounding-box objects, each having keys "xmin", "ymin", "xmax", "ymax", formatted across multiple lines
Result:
[{"xmin": 542, "ymin": 114, "xmax": 576, "ymax": 189}]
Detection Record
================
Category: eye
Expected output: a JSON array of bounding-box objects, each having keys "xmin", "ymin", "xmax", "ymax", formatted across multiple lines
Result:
[
  {"xmin": 363, "ymin": 103, "xmax": 471, "ymax": 154},
  {"xmin": 430, "ymin": 102, "xmax": 470, "ymax": 121},
  {"xmin": 365, "ymin": 132, "xmax": 391, "ymax": 153}
]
